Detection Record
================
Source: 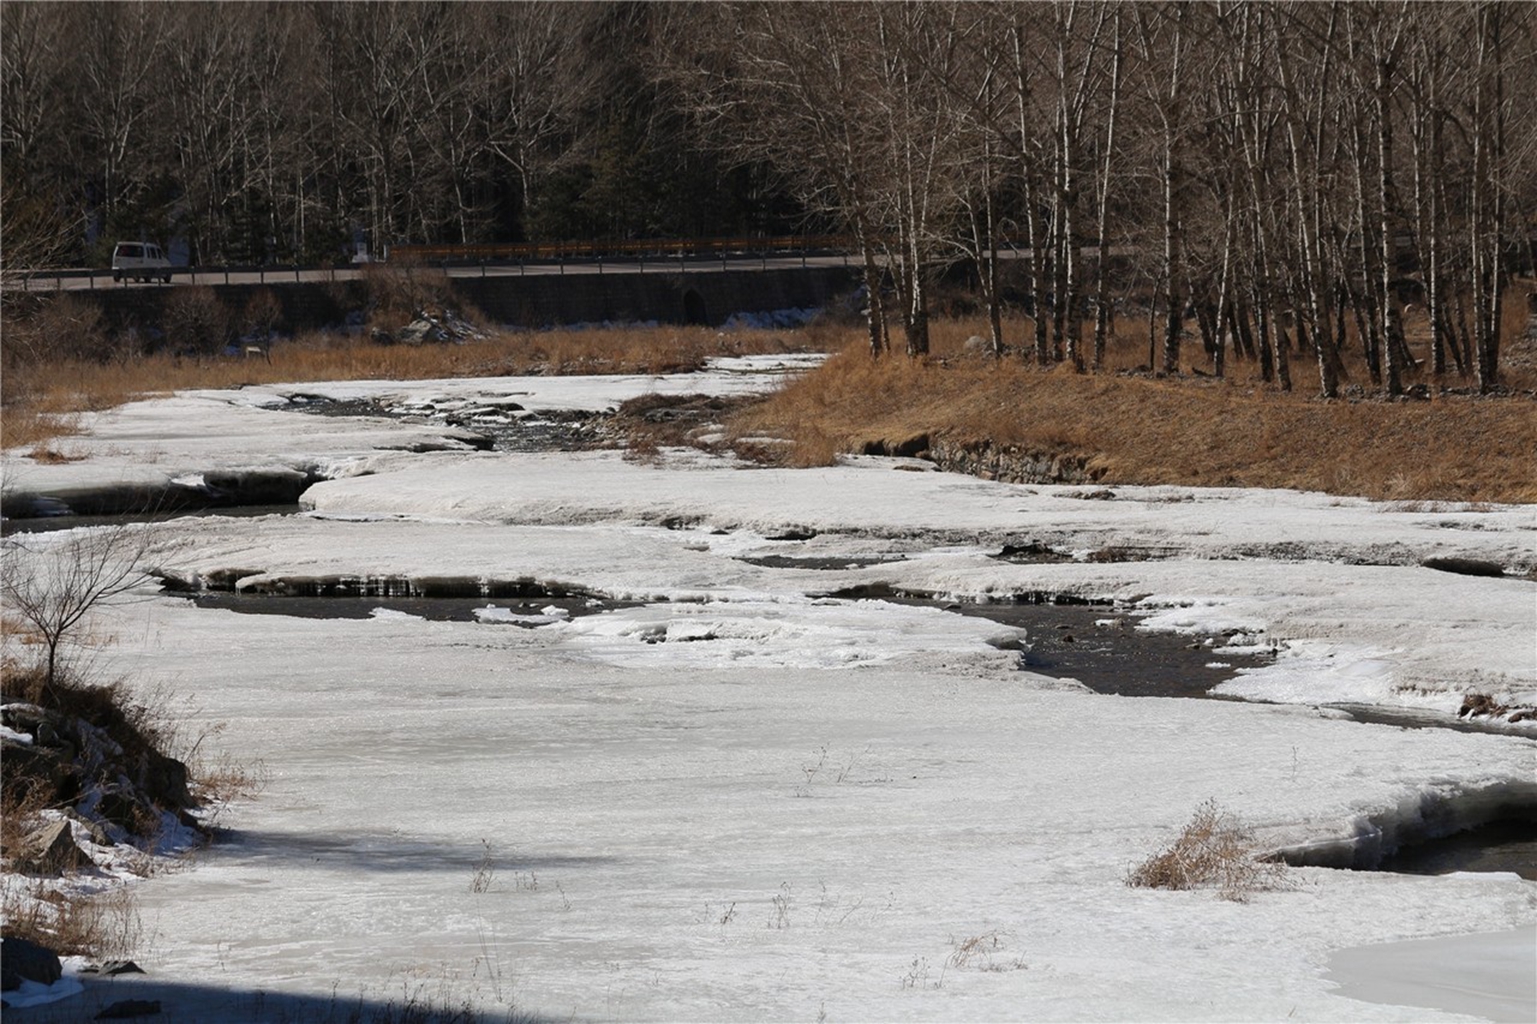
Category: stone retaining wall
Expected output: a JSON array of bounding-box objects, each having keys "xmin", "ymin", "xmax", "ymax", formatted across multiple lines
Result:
[
  {"xmin": 925, "ymin": 437, "xmax": 1106, "ymax": 486},
  {"xmin": 52, "ymin": 265, "xmax": 859, "ymax": 337}
]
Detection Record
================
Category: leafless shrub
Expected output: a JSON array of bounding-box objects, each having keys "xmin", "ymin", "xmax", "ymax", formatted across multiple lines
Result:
[
  {"xmin": 240, "ymin": 287, "xmax": 285, "ymax": 341},
  {"xmin": 361, "ymin": 257, "xmax": 461, "ymax": 325},
  {"xmin": 163, "ymin": 285, "xmax": 232, "ymax": 359},
  {"xmin": 35, "ymin": 294, "xmax": 110, "ymax": 363},
  {"xmin": 187, "ymin": 745, "xmax": 267, "ymax": 827},
  {"xmin": 1, "ymin": 525, "xmax": 150, "ymax": 689},
  {"xmin": 1126, "ymin": 799, "xmax": 1285, "ymax": 902}
]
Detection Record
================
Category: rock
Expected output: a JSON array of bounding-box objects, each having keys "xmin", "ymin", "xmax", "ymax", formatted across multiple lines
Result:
[
  {"xmin": 961, "ymin": 335, "xmax": 995, "ymax": 358},
  {"xmin": 1458, "ymin": 693, "xmax": 1507, "ymax": 719},
  {"xmin": 17, "ymin": 819, "xmax": 87, "ymax": 875},
  {"xmin": 1, "ymin": 742, "xmax": 80, "ymax": 808},
  {"xmin": 137, "ymin": 749, "xmax": 192, "ymax": 811},
  {"xmin": 96, "ymin": 792, "xmax": 145, "ymax": 834},
  {"xmin": 80, "ymin": 961, "xmax": 145, "ymax": 977},
  {"xmin": 1, "ymin": 702, "xmax": 46, "ymax": 735},
  {"xmin": 2, "ymin": 937, "xmax": 63, "ymax": 991},
  {"xmin": 766, "ymin": 528, "xmax": 817, "ymax": 542},
  {"xmin": 996, "ymin": 541, "xmax": 1068, "ymax": 563},
  {"xmin": 62, "ymin": 808, "xmax": 110, "ymax": 846},
  {"xmin": 397, "ymin": 318, "xmax": 448, "ymax": 344},
  {"xmin": 96, "ymin": 999, "xmax": 162, "ymax": 1018}
]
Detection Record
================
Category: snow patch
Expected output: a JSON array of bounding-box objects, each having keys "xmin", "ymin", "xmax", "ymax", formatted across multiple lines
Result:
[{"xmin": 551, "ymin": 597, "xmax": 1023, "ymax": 669}]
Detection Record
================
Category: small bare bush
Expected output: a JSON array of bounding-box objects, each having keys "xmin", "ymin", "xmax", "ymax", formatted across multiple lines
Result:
[
  {"xmin": 32, "ymin": 294, "xmax": 110, "ymax": 363},
  {"xmin": 2, "ymin": 525, "xmax": 149, "ymax": 688},
  {"xmin": 1126, "ymin": 799, "xmax": 1284, "ymax": 902},
  {"xmin": 240, "ymin": 287, "xmax": 285, "ymax": 341},
  {"xmin": 163, "ymin": 285, "xmax": 231, "ymax": 359},
  {"xmin": 360, "ymin": 257, "xmax": 461, "ymax": 323}
]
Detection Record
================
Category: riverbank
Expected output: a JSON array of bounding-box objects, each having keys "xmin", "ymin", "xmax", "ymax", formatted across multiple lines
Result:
[{"xmin": 726, "ymin": 322, "xmax": 1537, "ymax": 504}]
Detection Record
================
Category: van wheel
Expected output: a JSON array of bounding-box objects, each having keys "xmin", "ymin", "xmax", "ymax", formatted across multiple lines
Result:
[
  {"xmin": 163, "ymin": 273, "xmax": 172, "ymax": 284},
  {"xmin": 113, "ymin": 271, "xmax": 122, "ymax": 282}
]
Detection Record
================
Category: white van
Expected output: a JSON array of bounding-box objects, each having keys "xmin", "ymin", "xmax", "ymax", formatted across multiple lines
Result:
[{"xmin": 111, "ymin": 241, "xmax": 173, "ymax": 283}]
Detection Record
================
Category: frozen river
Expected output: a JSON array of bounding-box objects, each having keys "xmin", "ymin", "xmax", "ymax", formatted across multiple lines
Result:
[{"xmin": 3, "ymin": 357, "xmax": 1534, "ymax": 1022}]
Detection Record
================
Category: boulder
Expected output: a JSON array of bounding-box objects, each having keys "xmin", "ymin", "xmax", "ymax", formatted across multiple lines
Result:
[
  {"xmin": 96, "ymin": 792, "xmax": 144, "ymax": 834},
  {"xmin": 16, "ymin": 819, "xmax": 87, "ymax": 875},
  {"xmin": 1, "ymin": 937, "xmax": 63, "ymax": 991},
  {"xmin": 397, "ymin": 317, "xmax": 448, "ymax": 344},
  {"xmin": 1, "ymin": 742, "xmax": 80, "ymax": 807},
  {"xmin": 136, "ymin": 749, "xmax": 192, "ymax": 811},
  {"xmin": 80, "ymin": 961, "xmax": 145, "ymax": 977}
]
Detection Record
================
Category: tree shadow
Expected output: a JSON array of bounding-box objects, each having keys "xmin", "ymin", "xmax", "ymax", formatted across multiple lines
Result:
[
  {"xmin": 207, "ymin": 827, "xmax": 617, "ymax": 876},
  {"xmin": 3, "ymin": 971, "xmax": 563, "ymax": 1023}
]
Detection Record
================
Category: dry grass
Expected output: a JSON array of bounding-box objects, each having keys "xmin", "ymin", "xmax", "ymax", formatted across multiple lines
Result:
[
  {"xmin": 0, "ymin": 876, "xmax": 143, "ymax": 958},
  {"xmin": 731, "ymin": 296, "xmax": 1537, "ymax": 503},
  {"xmin": 1126, "ymin": 799, "xmax": 1285, "ymax": 902}
]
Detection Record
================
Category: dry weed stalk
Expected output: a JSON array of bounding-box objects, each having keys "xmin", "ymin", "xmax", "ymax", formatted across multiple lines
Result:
[
  {"xmin": 1126, "ymin": 799, "xmax": 1285, "ymax": 902},
  {"xmin": 470, "ymin": 840, "xmax": 496, "ymax": 894},
  {"xmin": 0, "ymin": 876, "xmax": 143, "ymax": 958}
]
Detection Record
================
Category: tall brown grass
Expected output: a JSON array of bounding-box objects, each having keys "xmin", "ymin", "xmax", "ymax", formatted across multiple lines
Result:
[{"xmin": 731, "ymin": 294, "xmax": 1537, "ymax": 504}]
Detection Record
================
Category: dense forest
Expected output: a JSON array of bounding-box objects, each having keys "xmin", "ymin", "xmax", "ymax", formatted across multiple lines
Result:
[{"xmin": 2, "ymin": 1, "xmax": 1534, "ymax": 394}]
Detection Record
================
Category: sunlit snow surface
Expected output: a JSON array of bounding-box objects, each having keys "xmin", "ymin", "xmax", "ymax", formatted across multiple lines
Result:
[{"xmin": 3, "ymin": 358, "xmax": 1534, "ymax": 1022}]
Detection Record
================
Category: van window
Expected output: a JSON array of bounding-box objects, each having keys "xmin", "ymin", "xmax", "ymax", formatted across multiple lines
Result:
[{"xmin": 118, "ymin": 244, "xmax": 143, "ymax": 258}]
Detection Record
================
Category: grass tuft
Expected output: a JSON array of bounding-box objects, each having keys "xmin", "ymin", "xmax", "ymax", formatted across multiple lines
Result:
[{"xmin": 1126, "ymin": 799, "xmax": 1286, "ymax": 902}]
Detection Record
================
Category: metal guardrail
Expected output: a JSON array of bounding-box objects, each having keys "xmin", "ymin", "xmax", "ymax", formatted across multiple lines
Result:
[
  {"xmin": 5, "ymin": 236, "xmax": 860, "ymax": 291},
  {"xmin": 387, "ymin": 234, "xmax": 853, "ymax": 263},
  {"xmin": 9, "ymin": 264, "xmax": 315, "ymax": 291}
]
